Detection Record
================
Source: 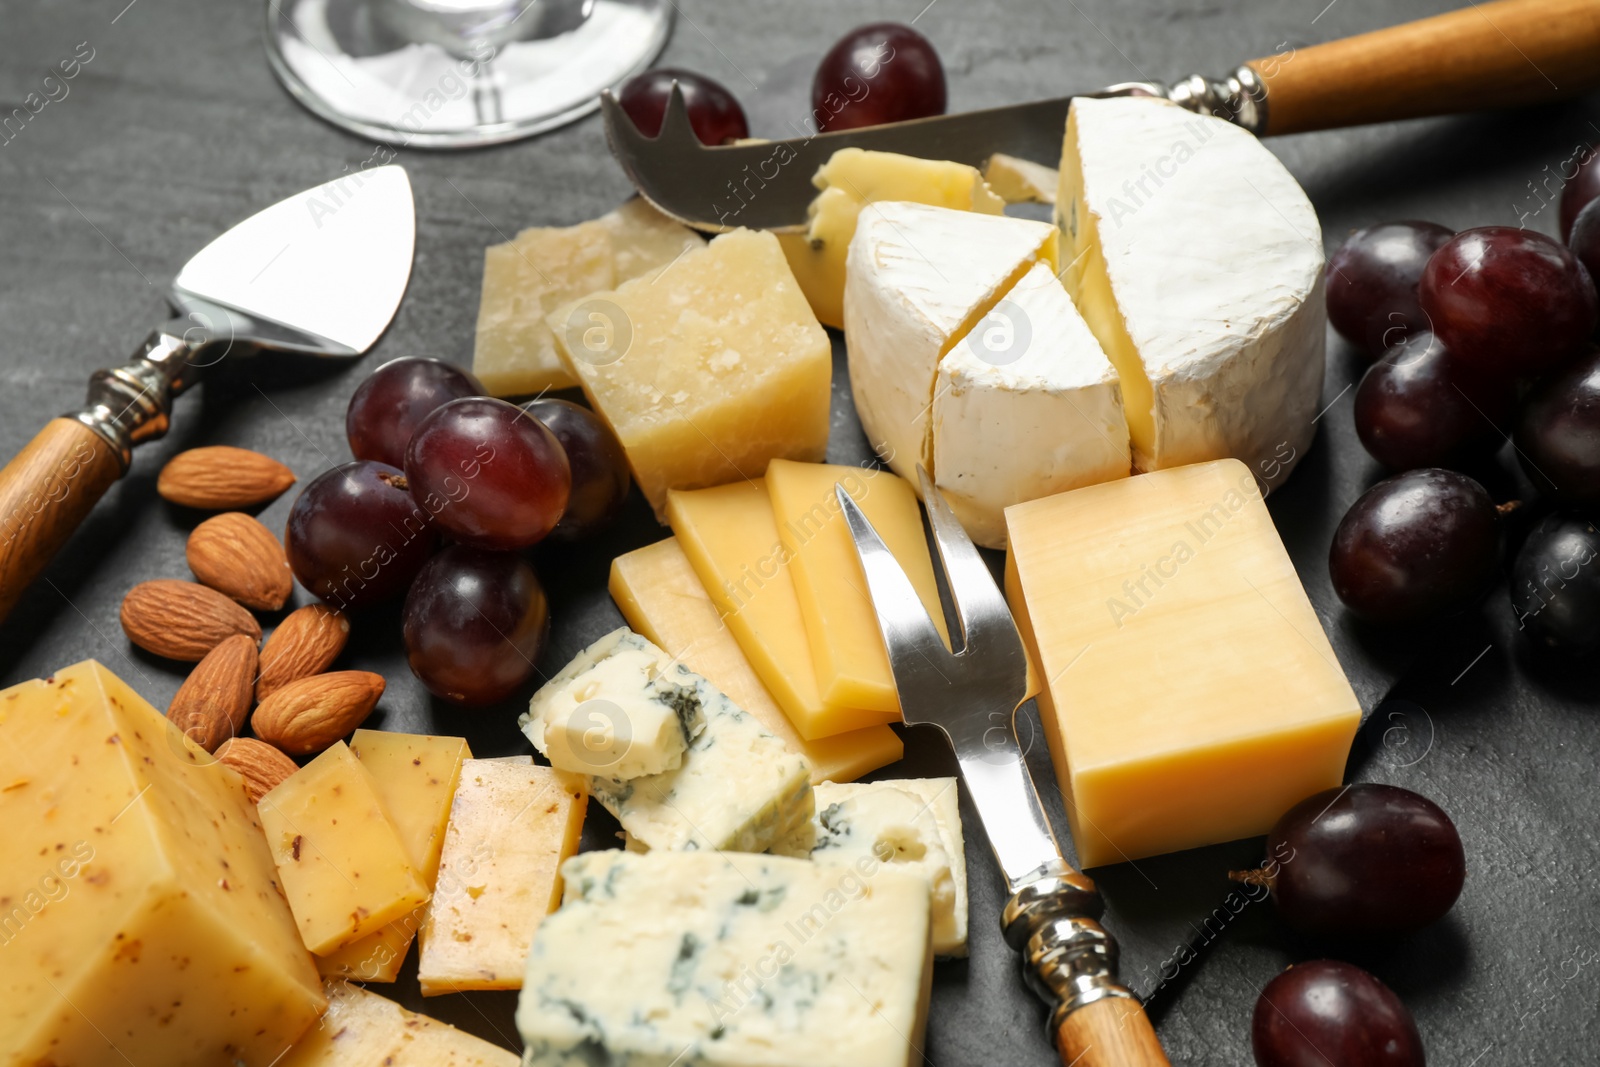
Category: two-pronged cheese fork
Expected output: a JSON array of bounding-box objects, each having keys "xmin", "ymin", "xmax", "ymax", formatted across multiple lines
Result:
[{"xmin": 837, "ymin": 470, "xmax": 1169, "ymax": 1067}]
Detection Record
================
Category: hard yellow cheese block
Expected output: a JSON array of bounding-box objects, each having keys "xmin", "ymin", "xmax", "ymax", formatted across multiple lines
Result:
[
  {"xmin": 766, "ymin": 459, "xmax": 949, "ymax": 714},
  {"xmin": 318, "ymin": 731, "xmax": 472, "ymax": 982},
  {"xmin": 552, "ymin": 228, "xmax": 832, "ymax": 519},
  {"xmin": 984, "ymin": 153, "xmax": 1059, "ymax": 205},
  {"xmin": 598, "ymin": 197, "xmax": 705, "ymax": 282},
  {"xmin": 1004, "ymin": 459, "xmax": 1361, "ymax": 868},
  {"xmin": 667, "ymin": 480, "xmax": 892, "ymax": 740},
  {"xmin": 280, "ymin": 980, "xmax": 517, "ymax": 1066},
  {"xmin": 260, "ymin": 742, "xmax": 431, "ymax": 956},
  {"xmin": 609, "ymin": 536, "xmax": 904, "ymax": 782},
  {"xmin": 777, "ymin": 148, "xmax": 1005, "ymax": 327},
  {"xmin": 0, "ymin": 660, "xmax": 324, "ymax": 1067},
  {"xmin": 417, "ymin": 758, "xmax": 586, "ymax": 995}
]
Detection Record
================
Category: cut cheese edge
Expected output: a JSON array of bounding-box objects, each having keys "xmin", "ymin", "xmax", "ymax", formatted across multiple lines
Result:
[
  {"xmin": 844, "ymin": 202, "xmax": 1058, "ymax": 483},
  {"xmin": 984, "ymin": 153, "xmax": 1058, "ymax": 205},
  {"xmin": 766, "ymin": 459, "xmax": 949, "ymax": 713},
  {"xmin": 1057, "ymin": 96, "xmax": 1325, "ymax": 476},
  {"xmin": 279, "ymin": 981, "xmax": 518, "ymax": 1066},
  {"xmin": 667, "ymin": 480, "xmax": 894, "ymax": 740},
  {"xmin": 609, "ymin": 537, "xmax": 904, "ymax": 782},
  {"xmin": 934, "ymin": 261, "xmax": 1129, "ymax": 548}
]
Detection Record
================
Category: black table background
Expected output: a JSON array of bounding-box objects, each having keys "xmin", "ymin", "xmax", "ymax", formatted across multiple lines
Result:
[{"xmin": 3, "ymin": 1, "xmax": 1599, "ymax": 1063}]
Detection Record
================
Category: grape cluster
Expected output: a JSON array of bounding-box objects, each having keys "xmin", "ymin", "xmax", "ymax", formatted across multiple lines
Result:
[
  {"xmin": 1328, "ymin": 148, "xmax": 1600, "ymax": 650},
  {"xmin": 284, "ymin": 358, "xmax": 632, "ymax": 705}
]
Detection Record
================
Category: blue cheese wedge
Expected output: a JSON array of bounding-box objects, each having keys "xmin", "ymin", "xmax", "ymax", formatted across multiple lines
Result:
[
  {"xmin": 517, "ymin": 850, "xmax": 933, "ymax": 1067},
  {"xmin": 772, "ymin": 778, "xmax": 968, "ymax": 956},
  {"xmin": 522, "ymin": 629, "xmax": 813, "ymax": 854}
]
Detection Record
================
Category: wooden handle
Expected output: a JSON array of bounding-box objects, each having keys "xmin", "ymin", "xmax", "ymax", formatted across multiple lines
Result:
[
  {"xmin": 0, "ymin": 419, "xmax": 124, "ymax": 624},
  {"xmin": 1249, "ymin": 0, "xmax": 1600, "ymax": 135},
  {"xmin": 1056, "ymin": 995, "xmax": 1171, "ymax": 1067}
]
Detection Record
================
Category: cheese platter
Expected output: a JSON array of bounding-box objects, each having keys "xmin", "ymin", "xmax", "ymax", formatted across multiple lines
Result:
[{"xmin": 2, "ymin": 0, "xmax": 1600, "ymax": 1064}]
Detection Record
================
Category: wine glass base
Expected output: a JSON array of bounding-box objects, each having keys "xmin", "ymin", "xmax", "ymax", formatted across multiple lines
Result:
[{"xmin": 265, "ymin": 0, "xmax": 672, "ymax": 148}]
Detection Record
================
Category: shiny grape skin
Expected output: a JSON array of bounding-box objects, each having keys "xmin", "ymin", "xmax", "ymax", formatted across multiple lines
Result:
[
  {"xmin": 617, "ymin": 68, "xmax": 749, "ymax": 145},
  {"xmin": 1559, "ymin": 144, "xmax": 1600, "ymax": 242},
  {"xmin": 346, "ymin": 357, "xmax": 484, "ymax": 469},
  {"xmin": 1515, "ymin": 347, "xmax": 1600, "ymax": 505},
  {"xmin": 402, "ymin": 546, "xmax": 549, "ymax": 706},
  {"xmin": 520, "ymin": 398, "xmax": 631, "ymax": 542},
  {"xmin": 1510, "ymin": 514, "xmax": 1600, "ymax": 653},
  {"xmin": 1570, "ymin": 199, "xmax": 1600, "ymax": 288},
  {"xmin": 1329, "ymin": 469, "xmax": 1501, "ymax": 625},
  {"xmin": 1326, "ymin": 221, "xmax": 1454, "ymax": 359},
  {"xmin": 284, "ymin": 461, "xmax": 439, "ymax": 611},
  {"xmin": 1253, "ymin": 961, "xmax": 1425, "ymax": 1067},
  {"xmin": 1266, "ymin": 784, "xmax": 1465, "ymax": 939},
  {"xmin": 1418, "ymin": 226, "xmax": 1598, "ymax": 381},
  {"xmin": 812, "ymin": 23, "xmax": 946, "ymax": 132},
  {"xmin": 404, "ymin": 397, "xmax": 571, "ymax": 551},
  {"xmin": 1353, "ymin": 331, "xmax": 1511, "ymax": 470}
]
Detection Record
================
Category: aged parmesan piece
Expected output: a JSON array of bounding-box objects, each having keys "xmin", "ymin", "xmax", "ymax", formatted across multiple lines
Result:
[
  {"xmin": 517, "ymin": 850, "xmax": 933, "ymax": 1067},
  {"xmin": 279, "ymin": 980, "xmax": 518, "ymax": 1066}
]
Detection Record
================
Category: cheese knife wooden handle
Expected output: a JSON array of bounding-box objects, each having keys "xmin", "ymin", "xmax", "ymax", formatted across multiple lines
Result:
[
  {"xmin": 1057, "ymin": 996, "xmax": 1170, "ymax": 1067},
  {"xmin": 1246, "ymin": 0, "xmax": 1600, "ymax": 135}
]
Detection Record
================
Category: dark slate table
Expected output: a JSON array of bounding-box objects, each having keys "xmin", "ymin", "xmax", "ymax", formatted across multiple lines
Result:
[{"xmin": 2, "ymin": 0, "xmax": 1598, "ymax": 1063}]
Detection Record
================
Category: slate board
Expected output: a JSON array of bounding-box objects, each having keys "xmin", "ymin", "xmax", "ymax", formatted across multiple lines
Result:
[{"xmin": 2, "ymin": 0, "xmax": 1599, "ymax": 1063}]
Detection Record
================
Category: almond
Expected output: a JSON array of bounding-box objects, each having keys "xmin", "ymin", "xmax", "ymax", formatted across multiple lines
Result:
[
  {"xmin": 217, "ymin": 737, "xmax": 300, "ymax": 803},
  {"xmin": 251, "ymin": 670, "xmax": 384, "ymax": 756},
  {"xmin": 256, "ymin": 604, "xmax": 350, "ymax": 702},
  {"xmin": 120, "ymin": 579, "xmax": 262, "ymax": 662},
  {"xmin": 186, "ymin": 512, "xmax": 293, "ymax": 611},
  {"xmin": 158, "ymin": 446, "xmax": 296, "ymax": 510},
  {"xmin": 167, "ymin": 634, "xmax": 258, "ymax": 752}
]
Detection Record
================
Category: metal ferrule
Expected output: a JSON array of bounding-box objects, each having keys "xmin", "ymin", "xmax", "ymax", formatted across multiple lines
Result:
[
  {"xmin": 1164, "ymin": 64, "xmax": 1269, "ymax": 134},
  {"xmin": 70, "ymin": 329, "xmax": 202, "ymax": 469},
  {"xmin": 1002, "ymin": 860, "xmax": 1136, "ymax": 1036}
]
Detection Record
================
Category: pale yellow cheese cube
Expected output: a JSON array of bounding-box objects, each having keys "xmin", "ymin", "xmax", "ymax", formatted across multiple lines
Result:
[
  {"xmin": 777, "ymin": 148, "xmax": 1005, "ymax": 326},
  {"xmin": 260, "ymin": 742, "xmax": 431, "ymax": 956},
  {"xmin": 597, "ymin": 197, "xmax": 705, "ymax": 282},
  {"xmin": 553, "ymin": 228, "xmax": 832, "ymax": 519},
  {"xmin": 667, "ymin": 480, "xmax": 891, "ymax": 740},
  {"xmin": 1004, "ymin": 459, "xmax": 1362, "ymax": 868},
  {"xmin": 983, "ymin": 153, "xmax": 1059, "ymax": 204},
  {"xmin": 473, "ymin": 221, "xmax": 613, "ymax": 396},
  {"xmin": 0, "ymin": 661, "xmax": 324, "ymax": 1066},
  {"xmin": 317, "ymin": 731, "xmax": 472, "ymax": 982},
  {"xmin": 765, "ymin": 459, "xmax": 950, "ymax": 714},
  {"xmin": 417, "ymin": 758, "xmax": 587, "ymax": 994},
  {"xmin": 280, "ymin": 980, "xmax": 517, "ymax": 1066},
  {"xmin": 609, "ymin": 537, "xmax": 904, "ymax": 782}
]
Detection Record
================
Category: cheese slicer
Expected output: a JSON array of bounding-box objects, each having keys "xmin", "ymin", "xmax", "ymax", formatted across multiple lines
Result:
[
  {"xmin": 604, "ymin": 0, "xmax": 1600, "ymax": 231},
  {"xmin": 0, "ymin": 166, "xmax": 416, "ymax": 625},
  {"xmin": 839, "ymin": 469, "xmax": 1169, "ymax": 1067}
]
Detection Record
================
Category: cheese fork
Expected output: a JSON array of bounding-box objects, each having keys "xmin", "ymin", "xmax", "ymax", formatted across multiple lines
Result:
[{"xmin": 838, "ymin": 470, "xmax": 1169, "ymax": 1067}]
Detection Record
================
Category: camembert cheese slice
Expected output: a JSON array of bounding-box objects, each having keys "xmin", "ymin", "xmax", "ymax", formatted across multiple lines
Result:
[{"xmin": 1057, "ymin": 96, "xmax": 1325, "ymax": 477}]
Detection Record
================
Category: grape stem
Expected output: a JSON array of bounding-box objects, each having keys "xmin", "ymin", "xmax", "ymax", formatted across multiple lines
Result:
[
  {"xmin": 1228, "ymin": 868, "xmax": 1277, "ymax": 890},
  {"xmin": 1496, "ymin": 500, "xmax": 1523, "ymax": 518}
]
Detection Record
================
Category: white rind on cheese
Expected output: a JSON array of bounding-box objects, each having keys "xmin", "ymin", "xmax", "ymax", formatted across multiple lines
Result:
[
  {"xmin": 517, "ymin": 849, "xmax": 933, "ymax": 1067},
  {"xmin": 844, "ymin": 202, "xmax": 1057, "ymax": 481},
  {"xmin": 1059, "ymin": 96, "xmax": 1326, "ymax": 477},
  {"xmin": 772, "ymin": 778, "xmax": 968, "ymax": 956},
  {"xmin": 521, "ymin": 629, "xmax": 813, "ymax": 854},
  {"xmin": 933, "ymin": 262, "xmax": 1129, "ymax": 548}
]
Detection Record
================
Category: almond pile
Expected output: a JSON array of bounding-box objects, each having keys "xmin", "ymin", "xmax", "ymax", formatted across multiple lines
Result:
[{"xmin": 119, "ymin": 445, "xmax": 380, "ymax": 794}]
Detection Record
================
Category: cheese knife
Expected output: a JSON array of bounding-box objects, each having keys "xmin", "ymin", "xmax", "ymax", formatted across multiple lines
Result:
[
  {"xmin": 0, "ymin": 166, "xmax": 416, "ymax": 625},
  {"xmin": 839, "ymin": 469, "xmax": 1169, "ymax": 1067},
  {"xmin": 603, "ymin": 0, "xmax": 1600, "ymax": 231}
]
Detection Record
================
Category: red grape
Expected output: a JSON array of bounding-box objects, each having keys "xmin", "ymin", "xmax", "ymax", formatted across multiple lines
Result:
[
  {"xmin": 404, "ymin": 397, "xmax": 571, "ymax": 551},
  {"xmin": 1253, "ymin": 961, "xmax": 1424, "ymax": 1067},
  {"xmin": 1515, "ymin": 346, "xmax": 1600, "ymax": 505},
  {"xmin": 520, "ymin": 398, "xmax": 631, "ymax": 541},
  {"xmin": 402, "ymin": 546, "xmax": 549, "ymax": 706},
  {"xmin": 346, "ymin": 357, "xmax": 483, "ymax": 469},
  {"xmin": 1418, "ymin": 226, "xmax": 1597, "ymax": 381},
  {"xmin": 284, "ymin": 461, "xmax": 439, "ymax": 611},
  {"xmin": 1353, "ymin": 331, "xmax": 1511, "ymax": 470},
  {"xmin": 1329, "ymin": 469, "xmax": 1501, "ymax": 625},
  {"xmin": 812, "ymin": 23, "xmax": 946, "ymax": 132},
  {"xmin": 1569, "ymin": 199, "xmax": 1600, "ymax": 287},
  {"xmin": 1559, "ymin": 143, "xmax": 1600, "ymax": 242},
  {"xmin": 1326, "ymin": 221, "xmax": 1454, "ymax": 358},
  {"xmin": 1511, "ymin": 513, "xmax": 1600, "ymax": 653},
  {"xmin": 1257, "ymin": 784, "xmax": 1465, "ymax": 939},
  {"xmin": 617, "ymin": 68, "xmax": 749, "ymax": 145}
]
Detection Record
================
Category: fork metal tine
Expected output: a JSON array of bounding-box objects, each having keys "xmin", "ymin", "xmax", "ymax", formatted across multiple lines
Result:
[{"xmin": 915, "ymin": 466, "xmax": 1027, "ymax": 665}]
